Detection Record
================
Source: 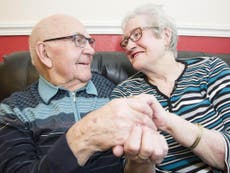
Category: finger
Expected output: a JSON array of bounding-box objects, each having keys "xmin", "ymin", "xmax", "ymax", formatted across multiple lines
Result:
[
  {"xmin": 159, "ymin": 134, "xmax": 168, "ymax": 158},
  {"xmin": 138, "ymin": 126, "xmax": 156, "ymax": 159},
  {"xmin": 134, "ymin": 94, "xmax": 162, "ymax": 116},
  {"xmin": 126, "ymin": 97, "xmax": 153, "ymax": 118},
  {"xmin": 149, "ymin": 132, "xmax": 168, "ymax": 164},
  {"xmin": 134, "ymin": 112, "xmax": 157, "ymax": 131},
  {"xmin": 112, "ymin": 145, "xmax": 124, "ymax": 157},
  {"xmin": 124, "ymin": 124, "xmax": 142, "ymax": 158},
  {"xmin": 149, "ymin": 96, "xmax": 164, "ymax": 116},
  {"xmin": 132, "ymin": 94, "xmax": 156, "ymax": 106},
  {"xmin": 125, "ymin": 100, "xmax": 157, "ymax": 130}
]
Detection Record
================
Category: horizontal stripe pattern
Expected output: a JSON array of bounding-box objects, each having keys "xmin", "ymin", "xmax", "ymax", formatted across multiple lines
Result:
[
  {"xmin": 111, "ymin": 57, "xmax": 230, "ymax": 173},
  {"xmin": 0, "ymin": 72, "xmax": 125, "ymax": 173}
]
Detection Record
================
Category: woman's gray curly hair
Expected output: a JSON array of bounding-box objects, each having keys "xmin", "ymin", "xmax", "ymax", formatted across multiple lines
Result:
[{"xmin": 121, "ymin": 3, "xmax": 178, "ymax": 56}]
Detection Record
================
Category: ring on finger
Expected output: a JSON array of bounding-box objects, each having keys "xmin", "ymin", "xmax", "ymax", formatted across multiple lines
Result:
[{"xmin": 137, "ymin": 154, "xmax": 149, "ymax": 160}]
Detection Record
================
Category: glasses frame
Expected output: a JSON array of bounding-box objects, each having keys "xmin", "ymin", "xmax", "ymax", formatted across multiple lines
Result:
[
  {"xmin": 120, "ymin": 26, "xmax": 159, "ymax": 49},
  {"xmin": 43, "ymin": 33, "xmax": 95, "ymax": 48}
]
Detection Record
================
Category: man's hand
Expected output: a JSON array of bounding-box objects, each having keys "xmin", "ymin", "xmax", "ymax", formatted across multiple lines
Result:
[{"xmin": 66, "ymin": 94, "xmax": 158, "ymax": 165}]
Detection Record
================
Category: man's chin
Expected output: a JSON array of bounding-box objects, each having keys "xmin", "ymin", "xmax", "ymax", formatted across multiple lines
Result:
[{"xmin": 80, "ymin": 74, "xmax": 92, "ymax": 83}]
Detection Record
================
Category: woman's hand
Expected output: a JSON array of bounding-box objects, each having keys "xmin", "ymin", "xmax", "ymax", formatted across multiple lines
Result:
[{"xmin": 123, "ymin": 124, "xmax": 168, "ymax": 173}]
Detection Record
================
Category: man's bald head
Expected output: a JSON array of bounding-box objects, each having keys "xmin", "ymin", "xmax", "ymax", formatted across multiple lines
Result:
[{"xmin": 29, "ymin": 14, "xmax": 87, "ymax": 62}]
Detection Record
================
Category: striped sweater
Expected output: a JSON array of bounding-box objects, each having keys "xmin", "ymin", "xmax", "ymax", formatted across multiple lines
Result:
[
  {"xmin": 111, "ymin": 57, "xmax": 230, "ymax": 173},
  {"xmin": 0, "ymin": 72, "xmax": 125, "ymax": 173}
]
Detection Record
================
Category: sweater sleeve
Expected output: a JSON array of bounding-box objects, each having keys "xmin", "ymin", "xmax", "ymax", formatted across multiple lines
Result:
[
  {"xmin": 0, "ymin": 103, "xmax": 124, "ymax": 173},
  {"xmin": 0, "ymin": 106, "xmax": 88, "ymax": 173},
  {"xmin": 207, "ymin": 57, "xmax": 230, "ymax": 172}
]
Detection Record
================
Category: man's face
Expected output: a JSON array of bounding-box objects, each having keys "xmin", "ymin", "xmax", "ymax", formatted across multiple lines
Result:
[
  {"xmin": 43, "ymin": 32, "xmax": 95, "ymax": 86},
  {"xmin": 37, "ymin": 16, "xmax": 96, "ymax": 88}
]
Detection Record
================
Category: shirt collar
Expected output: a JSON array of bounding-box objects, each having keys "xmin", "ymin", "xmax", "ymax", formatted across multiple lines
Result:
[
  {"xmin": 85, "ymin": 80, "xmax": 98, "ymax": 96},
  {"xmin": 38, "ymin": 76, "xmax": 98, "ymax": 103}
]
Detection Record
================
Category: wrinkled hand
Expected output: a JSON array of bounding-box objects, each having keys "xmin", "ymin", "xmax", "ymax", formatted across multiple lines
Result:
[
  {"xmin": 149, "ymin": 96, "xmax": 171, "ymax": 131},
  {"xmin": 66, "ymin": 94, "xmax": 157, "ymax": 165}
]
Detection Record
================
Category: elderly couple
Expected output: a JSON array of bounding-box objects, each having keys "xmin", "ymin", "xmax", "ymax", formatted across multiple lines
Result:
[{"xmin": 0, "ymin": 3, "xmax": 229, "ymax": 173}]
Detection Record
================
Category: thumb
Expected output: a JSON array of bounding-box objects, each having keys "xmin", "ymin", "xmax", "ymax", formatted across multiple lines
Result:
[{"xmin": 112, "ymin": 145, "xmax": 124, "ymax": 157}]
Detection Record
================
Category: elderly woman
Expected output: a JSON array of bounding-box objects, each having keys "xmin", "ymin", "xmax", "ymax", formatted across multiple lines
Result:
[{"xmin": 111, "ymin": 3, "xmax": 230, "ymax": 173}]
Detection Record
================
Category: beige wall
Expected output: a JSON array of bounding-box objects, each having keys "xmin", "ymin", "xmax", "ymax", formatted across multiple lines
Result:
[{"xmin": 0, "ymin": 0, "xmax": 230, "ymax": 36}]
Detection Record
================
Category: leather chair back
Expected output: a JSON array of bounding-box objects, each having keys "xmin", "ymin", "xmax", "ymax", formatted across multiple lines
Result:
[{"xmin": 1, "ymin": 51, "xmax": 229, "ymax": 101}]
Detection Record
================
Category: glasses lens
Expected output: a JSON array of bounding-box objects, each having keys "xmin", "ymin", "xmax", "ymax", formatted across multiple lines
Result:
[
  {"xmin": 120, "ymin": 38, "xmax": 129, "ymax": 48},
  {"xmin": 120, "ymin": 27, "xmax": 143, "ymax": 49},
  {"xmin": 88, "ymin": 38, "xmax": 95, "ymax": 47},
  {"xmin": 74, "ymin": 35, "xmax": 95, "ymax": 48},
  {"xmin": 130, "ymin": 28, "xmax": 142, "ymax": 42},
  {"xmin": 74, "ymin": 35, "xmax": 87, "ymax": 48}
]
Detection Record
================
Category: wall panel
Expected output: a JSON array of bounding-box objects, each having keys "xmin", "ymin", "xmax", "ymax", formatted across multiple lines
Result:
[
  {"xmin": 0, "ymin": 0, "xmax": 229, "ymax": 61},
  {"xmin": 1, "ymin": 35, "xmax": 230, "ymax": 62}
]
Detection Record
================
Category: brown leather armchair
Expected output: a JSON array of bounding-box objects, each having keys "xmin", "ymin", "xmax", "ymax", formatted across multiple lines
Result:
[{"xmin": 0, "ymin": 51, "xmax": 230, "ymax": 101}]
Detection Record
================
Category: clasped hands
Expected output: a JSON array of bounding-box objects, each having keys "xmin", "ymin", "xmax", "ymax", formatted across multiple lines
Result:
[
  {"xmin": 67, "ymin": 94, "xmax": 168, "ymax": 166},
  {"xmin": 111, "ymin": 94, "xmax": 168, "ymax": 165}
]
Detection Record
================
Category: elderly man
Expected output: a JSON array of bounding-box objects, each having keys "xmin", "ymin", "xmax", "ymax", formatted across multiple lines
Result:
[{"xmin": 0, "ymin": 14, "xmax": 167, "ymax": 173}]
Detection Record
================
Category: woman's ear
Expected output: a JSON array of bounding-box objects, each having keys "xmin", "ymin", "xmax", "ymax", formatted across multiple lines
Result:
[
  {"xmin": 35, "ymin": 42, "xmax": 53, "ymax": 68},
  {"xmin": 162, "ymin": 27, "xmax": 172, "ymax": 47}
]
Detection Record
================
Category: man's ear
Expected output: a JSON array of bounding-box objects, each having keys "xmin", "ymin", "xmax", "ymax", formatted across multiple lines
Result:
[
  {"xmin": 162, "ymin": 27, "xmax": 172, "ymax": 47},
  {"xmin": 35, "ymin": 42, "xmax": 53, "ymax": 68}
]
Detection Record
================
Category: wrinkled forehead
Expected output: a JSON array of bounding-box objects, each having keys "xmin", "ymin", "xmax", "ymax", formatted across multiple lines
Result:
[{"xmin": 33, "ymin": 14, "xmax": 89, "ymax": 41}]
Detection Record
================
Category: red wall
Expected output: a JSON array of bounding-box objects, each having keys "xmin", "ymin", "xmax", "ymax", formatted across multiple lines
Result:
[{"xmin": 0, "ymin": 35, "xmax": 230, "ymax": 62}]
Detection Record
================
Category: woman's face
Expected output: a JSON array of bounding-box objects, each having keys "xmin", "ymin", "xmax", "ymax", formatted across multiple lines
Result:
[{"xmin": 122, "ymin": 15, "xmax": 170, "ymax": 72}]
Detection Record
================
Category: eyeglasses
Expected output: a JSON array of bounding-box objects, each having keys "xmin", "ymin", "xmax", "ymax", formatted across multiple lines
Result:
[
  {"xmin": 43, "ymin": 33, "xmax": 95, "ymax": 48},
  {"xmin": 120, "ymin": 26, "xmax": 159, "ymax": 49}
]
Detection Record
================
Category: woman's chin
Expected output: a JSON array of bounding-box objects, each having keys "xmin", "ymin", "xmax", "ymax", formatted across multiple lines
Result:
[{"xmin": 133, "ymin": 64, "xmax": 142, "ymax": 71}]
